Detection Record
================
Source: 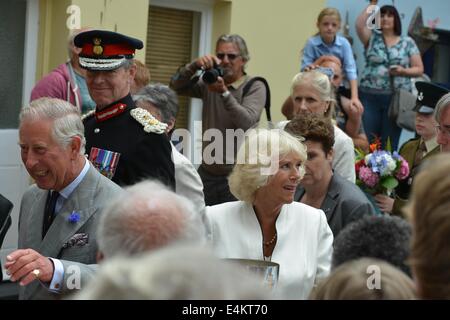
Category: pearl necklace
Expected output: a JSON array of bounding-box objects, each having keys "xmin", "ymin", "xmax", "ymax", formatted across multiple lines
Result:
[{"xmin": 263, "ymin": 232, "xmax": 277, "ymax": 247}]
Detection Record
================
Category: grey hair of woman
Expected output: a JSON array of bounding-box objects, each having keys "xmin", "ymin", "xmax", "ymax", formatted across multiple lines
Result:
[
  {"xmin": 19, "ymin": 97, "xmax": 86, "ymax": 155},
  {"xmin": 434, "ymin": 92, "xmax": 450, "ymax": 123},
  {"xmin": 216, "ymin": 34, "xmax": 250, "ymax": 64},
  {"xmin": 290, "ymin": 70, "xmax": 336, "ymax": 119},
  {"xmin": 133, "ymin": 83, "xmax": 179, "ymax": 123},
  {"xmin": 97, "ymin": 180, "xmax": 206, "ymax": 259},
  {"xmin": 228, "ymin": 128, "xmax": 307, "ymax": 203}
]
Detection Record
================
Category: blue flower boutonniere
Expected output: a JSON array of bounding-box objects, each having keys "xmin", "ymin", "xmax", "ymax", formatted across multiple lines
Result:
[{"xmin": 68, "ymin": 211, "xmax": 81, "ymax": 223}]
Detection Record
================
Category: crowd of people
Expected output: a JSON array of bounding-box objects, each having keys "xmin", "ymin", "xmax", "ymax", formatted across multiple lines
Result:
[{"xmin": 1, "ymin": 0, "xmax": 450, "ymax": 301}]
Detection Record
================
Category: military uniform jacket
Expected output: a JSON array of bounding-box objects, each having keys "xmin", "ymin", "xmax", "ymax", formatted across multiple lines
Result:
[
  {"xmin": 84, "ymin": 94, "xmax": 175, "ymax": 188},
  {"xmin": 393, "ymin": 138, "xmax": 440, "ymax": 216}
]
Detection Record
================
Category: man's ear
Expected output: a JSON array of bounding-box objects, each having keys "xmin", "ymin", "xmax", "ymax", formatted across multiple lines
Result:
[
  {"xmin": 70, "ymin": 136, "xmax": 82, "ymax": 159},
  {"xmin": 166, "ymin": 117, "xmax": 176, "ymax": 133},
  {"xmin": 128, "ymin": 63, "xmax": 137, "ymax": 83}
]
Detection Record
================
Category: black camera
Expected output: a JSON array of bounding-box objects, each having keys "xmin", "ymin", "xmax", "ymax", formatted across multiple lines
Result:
[{"xmin": 202, "ymin": 65, "xmax": 224, "ymax": 84}]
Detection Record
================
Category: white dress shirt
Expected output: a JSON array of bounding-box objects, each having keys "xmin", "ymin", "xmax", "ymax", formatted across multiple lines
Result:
[
  {"xmin": 206, "ymin": 201, "xmax": 333, "ymax": 299},
  {"xmin": 49, "ymin": 159, "xmax": 90, "ymax": 292}
]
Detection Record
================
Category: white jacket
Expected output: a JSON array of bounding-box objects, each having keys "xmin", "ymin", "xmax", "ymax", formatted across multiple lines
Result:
[
  {"xmin": 206, "ymin": 201, "xmax": 333, "ymax": 299},
  {"xmin": 172, "ymin": 143, "xmax": 205, "ymax": 219}
]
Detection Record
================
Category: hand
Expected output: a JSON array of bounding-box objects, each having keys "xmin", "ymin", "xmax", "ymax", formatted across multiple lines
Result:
[
  {"xmin": 206, "ymin": 76, "xmax": 228, "ymax": 94},
  {"xmin": 341, "ymin": 96, "xmax": 364, "ymax": 119},
  {"xmin": 195, "ymin": 54, "xmax": 221, "ymax": 70},
  {"xmin": 303, "ymin": 64, "xmax": 318, "ymax": 72},
  {"xmin": 349, "ymin": 97, "xmax": 364, "ymax": 117},
  {"xmin": 4, "ymin": 249, "xmax": 54, "ymax": 286},
  {"xmin": 374, "ymin": 194, "xmax": 394, "ymax": 213},
  {"xmin": 389, "ymin": 65, "xmax": 406, "ymax": 76}
]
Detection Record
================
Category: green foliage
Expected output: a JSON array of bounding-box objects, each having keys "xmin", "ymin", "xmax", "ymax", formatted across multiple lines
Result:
[{"xmin": 381, "ymin": 176, "xmax": 398, "ymax": 190}]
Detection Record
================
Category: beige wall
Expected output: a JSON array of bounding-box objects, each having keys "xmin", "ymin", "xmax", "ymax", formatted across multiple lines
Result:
[
  {"xmin": 72, "ymin": 0, "xmax": 149, "ymax": 62},
  {"xmin": 36, "ymin": 0, "xmax": 149, "ymax": 80},
  {"xmin": 213, "ymin": 0, "xmax": 326, "ymax": 124},
  {"xmin": 36, "ymin": 0, "xmax": 71, "ymax": 80}
]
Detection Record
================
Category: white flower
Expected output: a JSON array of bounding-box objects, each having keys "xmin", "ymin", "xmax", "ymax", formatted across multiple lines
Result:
[
  {"xmin": 386, "ymin": 156, "xmax": 397, "ymax": 171},
  {"xmin": 130, "ymin": 108, "xmax": 168, "ymax": 134}
]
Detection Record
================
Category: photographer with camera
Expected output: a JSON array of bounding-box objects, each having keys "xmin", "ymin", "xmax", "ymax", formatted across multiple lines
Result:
[{"xmin": 170, "ymin": 34, "xmax": 267, "ymax": 206}]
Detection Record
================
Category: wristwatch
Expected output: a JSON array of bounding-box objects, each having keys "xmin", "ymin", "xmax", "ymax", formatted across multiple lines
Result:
[{"xmin": 221, "ymin": 90, "xmax": 231, "ymax": 98}]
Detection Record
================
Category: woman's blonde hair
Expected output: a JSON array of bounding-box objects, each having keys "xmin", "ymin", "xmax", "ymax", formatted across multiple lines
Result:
[
  {"xmin": 407, "ymin": 153, "xmax": 450, "ymax": 299},
  {"xmin": 291, "ymin": 71, "xmax": 336, "ymax": 119},
  {"xmin": 310, "ymin": 258, "xmax": 416, "ymax": 300},
  {"xmin": 228, "ymin": 129, "xmax": 306, "ymax": 203}
]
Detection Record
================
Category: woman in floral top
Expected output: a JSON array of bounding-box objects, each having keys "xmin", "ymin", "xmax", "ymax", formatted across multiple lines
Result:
[{"xmin": 356, "ymin": 1, "xmax": 423, "ymax": 150}]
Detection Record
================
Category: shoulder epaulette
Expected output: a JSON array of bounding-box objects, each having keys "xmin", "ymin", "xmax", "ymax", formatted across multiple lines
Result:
[
  {"xmin": 81, "ymin": 110, "xmax": 95, "ymax": 121},
  {"xmin": 130, "ymin": 107, "xmax": 168, "ymax": 134}
]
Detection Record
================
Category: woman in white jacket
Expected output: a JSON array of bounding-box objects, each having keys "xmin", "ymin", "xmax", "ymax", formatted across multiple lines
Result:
[{"xmin": 205, "ymin": 129, "xmax": 333, "ymax": 299}]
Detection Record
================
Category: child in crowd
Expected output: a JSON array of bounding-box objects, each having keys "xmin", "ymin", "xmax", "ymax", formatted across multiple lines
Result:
[{"xmin": 301, "ymin": 8, "xmax": 363, "ymax": 114}]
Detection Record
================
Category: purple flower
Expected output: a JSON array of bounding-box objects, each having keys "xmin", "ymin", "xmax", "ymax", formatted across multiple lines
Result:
[
  {"xmin": 359, "ymin": 166, "xmax": 379, "ymax": 188},
  {"xmin": 68, "ymin": 211, "xmax": 80, "ymax": 223}
]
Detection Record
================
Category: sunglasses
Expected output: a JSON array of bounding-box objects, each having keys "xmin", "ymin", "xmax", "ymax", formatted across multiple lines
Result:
[{"xmin": 216, "ymin": 53, "xmax": 240, "ymax": 60}]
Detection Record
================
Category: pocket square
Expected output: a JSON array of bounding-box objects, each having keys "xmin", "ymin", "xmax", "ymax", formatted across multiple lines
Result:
[{"xmin": 63, "ymin": 233, "xmax": 89, "ymax": 249}]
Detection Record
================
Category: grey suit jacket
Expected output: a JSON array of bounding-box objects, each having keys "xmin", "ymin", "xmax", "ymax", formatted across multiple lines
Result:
[
  {"xmin": 295, "ymin": 174, "xmax": 376, "ymax": 238},
  {"xmin": 18, "ymin": 163, "xmax": 122, "ymax": 299}
]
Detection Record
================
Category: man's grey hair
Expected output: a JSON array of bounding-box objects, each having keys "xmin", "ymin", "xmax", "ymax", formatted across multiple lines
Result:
[
  {"xmin": 434, "ymin": 92, "xmax": 450, "ymax": 123},
  {"xmin": 120, "ymin": 58, "xmax": 135, "ymax": 70},
  {"xmin": 216, "ymin": 34, "xmax": 250, "ymax": 64},
  {"xmin": 133, "ymin": 83, "xmax": 179, "ymax": 123},
  {"xmin": 74, "ymin": 245, "xmax": 272, "ymax": 300},
  {"xmin": 19, "ymin": 97, "xmax": 86, "ymax": 154},
  {"xmin": 97, "ymin": 180, "xmax": 205, "ymax": 259}
]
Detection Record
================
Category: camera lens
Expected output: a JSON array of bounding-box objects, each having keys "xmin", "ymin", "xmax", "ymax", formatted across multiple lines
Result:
[
  {"xmin": 201, "ymin": 66, "xmax": 224, "ymax": 84},
  {"xmin": 202, "ymin": 69, "xmax": 220, "ymax": 84}
]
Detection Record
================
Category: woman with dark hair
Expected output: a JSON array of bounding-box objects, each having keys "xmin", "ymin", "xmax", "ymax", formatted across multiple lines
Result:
[
  {"xmin": 285, "ymin": 113, "xmax": 375, "ymax": 238},
  {"xmin": 356, "ymin": 0, "xmax": 423, "ymax": 150}
]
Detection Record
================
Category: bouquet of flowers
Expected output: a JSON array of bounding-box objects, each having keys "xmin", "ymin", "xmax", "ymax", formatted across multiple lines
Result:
[{"xmin": 355, "ymin": 138, "xmax": 410, "ymax": 195}]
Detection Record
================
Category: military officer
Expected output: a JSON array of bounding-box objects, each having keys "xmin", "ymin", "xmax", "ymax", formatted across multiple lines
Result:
[
  {"xmin": 375, "ymin": 81, "xmax": 449, "ymax": 216},
  {"xmin": 74, "ymin": 30, "xmax": 175, "ymax": 188}
]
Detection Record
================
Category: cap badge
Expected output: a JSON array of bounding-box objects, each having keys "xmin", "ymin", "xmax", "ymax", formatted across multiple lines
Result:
[
  {"xmin": 93, "ymin": 38, "xmax": 104, "ymax": 56},
  {"xmin": 418, "ymin": 92, "xmax": 424, "ymax": 101}
]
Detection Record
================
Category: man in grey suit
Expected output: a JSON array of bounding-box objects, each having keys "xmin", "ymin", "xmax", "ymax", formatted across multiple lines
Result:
[{"xmin": 5, "ymin": 97, "xmax": 122, "ymax": 299}]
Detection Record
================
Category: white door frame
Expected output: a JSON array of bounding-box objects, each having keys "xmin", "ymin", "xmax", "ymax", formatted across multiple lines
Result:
[{"xmin": 22, "ymin": 0, "xmax": 39, "ymax": 106}]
